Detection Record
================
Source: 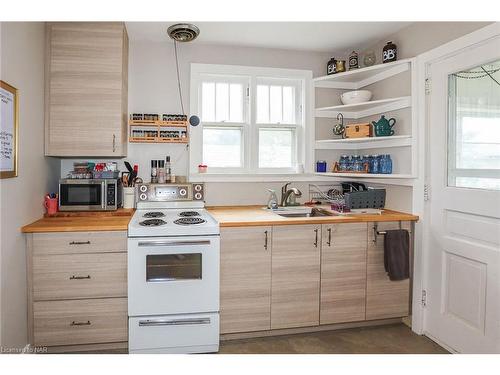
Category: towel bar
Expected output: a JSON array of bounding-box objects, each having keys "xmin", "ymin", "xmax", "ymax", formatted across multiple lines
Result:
[{"xmin": 373, "ymin": 221, "xmax": 402, "ymax": 243}]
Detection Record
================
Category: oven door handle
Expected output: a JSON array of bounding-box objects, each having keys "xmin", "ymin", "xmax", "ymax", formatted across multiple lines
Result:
[
  {"xmin": 138, "ymin": 240, "xmax": 211, "ymax": 247},
  {"xmin": 138, "ymin": 318, "xmax": 211, "ymax": 326}
]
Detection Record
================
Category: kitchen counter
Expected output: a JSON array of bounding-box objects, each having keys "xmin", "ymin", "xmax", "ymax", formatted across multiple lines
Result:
[
  {"xmin": 207, "ymin": 206, "xmax": 419, "ymax": 227},
  {"xmin": 21, "ymin": 209, "xmax": 134, "ymax": 233}
]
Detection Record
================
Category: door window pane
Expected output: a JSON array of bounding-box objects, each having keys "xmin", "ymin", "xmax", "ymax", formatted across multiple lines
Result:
[
  {"xmin": 146, "ymin": 254, "xmax": 202, "ymax": 282},
  {"xmin": 203, "ymin": 127, "xmax": 242, "ymax": 168},
  {"xmin": 259, "ymin": 128, "xmax": 294, "ymax": 168},
  {"xmin": 448, "ymin": 59, "xmax": 500, "ymax": 190}
]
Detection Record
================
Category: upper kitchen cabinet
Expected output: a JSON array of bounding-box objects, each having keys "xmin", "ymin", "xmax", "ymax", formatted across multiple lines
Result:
[{"xmin": 44, "ymin": 22, "xmax": 129, "ymax": 157}]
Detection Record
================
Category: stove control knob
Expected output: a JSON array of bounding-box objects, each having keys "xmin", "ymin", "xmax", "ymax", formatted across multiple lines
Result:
[
  {"xmin": 139, "ymin": 185, "xmax": 148, "ymax": 193},
  {"xmin": 139, "ymin": 193, "xmax": 147, "ymax": 201},
  {"xmin": 179, "ymin": 188, "xmax": 187, "ymax": 196},
  {"xmin": 194, "ymin": 192, "xmax": 202, "ymax": 200},
  {"xmin": 194, "ymin": 184, "xmax": 203, "ymax": 192}
]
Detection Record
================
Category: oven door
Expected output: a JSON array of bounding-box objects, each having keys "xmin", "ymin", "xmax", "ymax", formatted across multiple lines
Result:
[
  {"xmin": 128, "ymin": 236, "xmax": 220, "ymax": 316},
  {"xmin": 59, "ymin": 181, "xmax": 104, "ymax": 211}
]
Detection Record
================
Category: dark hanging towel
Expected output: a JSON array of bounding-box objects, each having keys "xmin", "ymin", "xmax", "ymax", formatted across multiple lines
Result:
[{"xmin": 383, "ymin": 229, "xmax": 410, "ymax": 281}]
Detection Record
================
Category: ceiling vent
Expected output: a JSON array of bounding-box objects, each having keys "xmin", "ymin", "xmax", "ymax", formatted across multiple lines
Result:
[{"xmin": 167, "ymin": 23, "xmax": 200, "ymax": 42}]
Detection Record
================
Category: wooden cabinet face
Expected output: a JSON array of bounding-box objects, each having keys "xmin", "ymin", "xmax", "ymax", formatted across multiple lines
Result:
[
  {"xmin": 220, "ymin": 226, "xmax": 272, "ymax": 334},
  {"xmin": 271, "ymin": 224, "xmax": 321, "ymax": 329},
  {"xmin": 366, "ymin": 221, "xmax": 411, "ymax": 320},
  {"xmin": 45, "ymin": 22, "xmax": 128, "ymax": 157},
  {"xmin": 320, "ymin": 223, "xmax": 368, "ymax": 324}
]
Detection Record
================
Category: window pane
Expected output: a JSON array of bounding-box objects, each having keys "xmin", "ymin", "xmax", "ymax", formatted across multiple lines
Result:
[
  {"xmin": 201, "ymin": 82, "xmax": 215, "ymax": 122},
  {"xmin": 257, "ymin": 85, "xmax": 269, "ymax": 123},
  {"xmin": 215, "ymin": 82, "xmax": 229, "ymax": 122},
  {"xmin": 448, "ymin": 59, "xmax": 500, "ymax": 190},
  {"xmin": 203, "ymin": 127, "xmax": 242, "ymax": 168},
  {"xmin": 259, "ymin": 128, "xmax": 294, "ymax": 168},
  {"xmin": 282, "ymin": 86, "xmax": 295, "ymax": 124},
  {"xmin": 269, "ymin": 86, "xmax": 282, "ymax": 123},
  {"xmin": 229, "ymin": 83, "xmax": 243, "ymax": 122}
]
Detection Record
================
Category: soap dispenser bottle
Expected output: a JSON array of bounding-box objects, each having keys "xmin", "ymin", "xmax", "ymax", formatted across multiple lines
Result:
[{"xmin": 266, "ymin": 189, "xmax": 279, "ymax": 210}]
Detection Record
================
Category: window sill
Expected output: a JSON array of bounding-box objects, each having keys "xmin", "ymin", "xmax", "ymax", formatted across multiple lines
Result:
[{"xmin": 189, "ymin": 173, "xmax": 331, "ymax": 183}]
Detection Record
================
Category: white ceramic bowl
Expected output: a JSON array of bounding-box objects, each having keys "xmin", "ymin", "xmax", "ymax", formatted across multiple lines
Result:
[{"xmin": 340, "ymin": 90, "xmax": 372, "ymax": 105}]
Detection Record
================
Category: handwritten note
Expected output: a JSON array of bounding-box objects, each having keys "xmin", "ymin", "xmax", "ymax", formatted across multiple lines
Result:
[{"xmin": 0, "ymin": 85, "xmax": 15, "ymax": 173}]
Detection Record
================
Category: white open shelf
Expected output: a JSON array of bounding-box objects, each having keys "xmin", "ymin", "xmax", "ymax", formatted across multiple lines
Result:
[
  {"xmin": 315, "ymin": 96, "xmax": 411, "ymax": 119},
  {"xmin": 315, "ymin": 135, "xmax": 412, "ymax": 150},
  {"xmin": 313, "ymin": 59, "xmax": 412, "ymax": 90}
]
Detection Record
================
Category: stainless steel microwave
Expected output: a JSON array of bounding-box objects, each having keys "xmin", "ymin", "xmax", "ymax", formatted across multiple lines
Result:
[{"xmin": 59, "ymin": 179, "xmax": 122, "ymax": 211}]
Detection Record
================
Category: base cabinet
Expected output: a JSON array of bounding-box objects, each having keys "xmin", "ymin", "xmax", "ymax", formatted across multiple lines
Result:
[
  {"xmin": 220, "ymin": 220, "xmax": 412, "ymax": 335},
  {"xmin": 320, "ymin": 223, "xmax": 367, "ymax": 324},
  {"xmin": 271, "ymin": 224, "xmax": 321, "ymax": 329},
  {"xmin": 220, "ymin": 227, "xmax": 272, "ymax": 334},
  {"xmin": 27, "ymin": 231, "xmax": 128, "ymax": 352},
  {"xmin": 366, "ymin": 221, "xmax": 411, "ymax": 320}
]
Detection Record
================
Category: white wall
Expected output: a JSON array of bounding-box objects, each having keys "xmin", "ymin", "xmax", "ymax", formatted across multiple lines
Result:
[
  {"xmin": 62, "ymin": 41, "xmax": 341, "ymax": 206},
  {"xmin": 0, "ymin": 22, "xmax": 59, "ymax": 350}
]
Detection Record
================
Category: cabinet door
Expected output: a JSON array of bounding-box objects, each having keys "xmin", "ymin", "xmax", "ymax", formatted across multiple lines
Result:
[
  {"xmin": 45, "ymin": 22, "xmax": 128, "ymax": 157},
  {"xmin": 271, "ymin": 224, "xmax": 321, "ymax": 329},
  {"xmin": 220, "ymin": 226, "xmax": 272, "ymax": 334},
  {"xmin": 320, "ymin": 223, "xmax": 367, "ymax": 324},
  {"xmin": 366, "ymin": 221, "xmax": 411, "ymax": 320}
]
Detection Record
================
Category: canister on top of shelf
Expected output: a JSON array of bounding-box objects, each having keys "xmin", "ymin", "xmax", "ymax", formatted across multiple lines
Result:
[
  {"xmin": 327, "ymin": 56, "xmax": 337, "ymax": 75},
  {"xmin": 335, "ymin": 60, "xmax": 346, "ymax": 73},
  {"xmin": 382, "ymin": 41, "xmax": 397, "ymax": 64},
  {"xmin": 363, "ymin": 51, "xmax": 376, "ymax": 67},
  {"xmin": 372, "ymin": 115, "xmax": 396, "ymax": 137},
  {"xmin": 348, "ymin": 51, "xmax": 359, "ymax": 70},
  {"xmin": 316, "ymin": 160, "xmax": 327, "ymax": 173}
]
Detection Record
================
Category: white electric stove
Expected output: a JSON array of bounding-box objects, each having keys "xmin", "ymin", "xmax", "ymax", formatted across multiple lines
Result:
[{"xmin": 128, "ymin": 183, "xmax": 220, "ymax": 354}]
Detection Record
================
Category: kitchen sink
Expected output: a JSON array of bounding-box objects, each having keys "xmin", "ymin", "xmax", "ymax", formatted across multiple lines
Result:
[{"xmin": 274, "ymin": 207, "xmax": 336, "ymax": 218}]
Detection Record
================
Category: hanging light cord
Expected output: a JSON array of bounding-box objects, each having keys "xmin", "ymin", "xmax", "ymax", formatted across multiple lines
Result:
[{"xmin": 173, "ymin": 40, "xmax": 185, "ymax": 115}]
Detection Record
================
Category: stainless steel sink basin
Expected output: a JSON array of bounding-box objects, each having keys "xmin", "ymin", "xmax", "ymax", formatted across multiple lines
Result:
[{"xmin": 275, "ymin": 207, "xmax": 336, "ymax": 218}]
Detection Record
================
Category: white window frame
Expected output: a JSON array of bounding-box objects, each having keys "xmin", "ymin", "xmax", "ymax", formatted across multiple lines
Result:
[{"xmin": 190, "ymin": 63, "xmax": 313, "ymax": 179}]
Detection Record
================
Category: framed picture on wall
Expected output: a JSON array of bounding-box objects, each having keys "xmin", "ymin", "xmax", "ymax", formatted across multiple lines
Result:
[{"xmin": 0, "ymin": 80, "xmax": 19, "ymax": 178}]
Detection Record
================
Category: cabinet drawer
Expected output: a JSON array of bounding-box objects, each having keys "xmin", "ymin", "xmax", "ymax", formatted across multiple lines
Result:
[
  {"xmin": 33, "ymin": 253, "xmax": 127, "ymax": 300},
  {"xmin": 32, "ymin": 231, "xmax": 127, "ymax": 255},
  {"xmin": 33, "ymin": 298, "xmax": 127, "ymax": 347}
]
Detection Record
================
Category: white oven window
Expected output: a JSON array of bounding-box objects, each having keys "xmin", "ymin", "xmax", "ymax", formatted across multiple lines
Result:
[{"xmin": 146, "ymin": 254, "xmax": 202, "ymax": 282}]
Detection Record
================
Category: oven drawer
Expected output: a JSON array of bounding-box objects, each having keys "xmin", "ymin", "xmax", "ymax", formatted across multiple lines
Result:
[
  {"xmin": 33, "ymin": 298, "xmax": 127, "ymax": 347},
  {"xmin": 129, "ymin": 312, "xmax": 219, "ymax": 353},
  {"xmin": 33, "ymin": 231, "xmax": 127, "ymax": 256},
  {"xmin": 33, "ymin": 253, "xmax": 127, "ymax": 300}
]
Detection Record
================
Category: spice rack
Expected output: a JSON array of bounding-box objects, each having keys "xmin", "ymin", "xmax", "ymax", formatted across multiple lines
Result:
[{"xmin": 129, "ymin": 119, "xmax": 189, "ymax": 143}]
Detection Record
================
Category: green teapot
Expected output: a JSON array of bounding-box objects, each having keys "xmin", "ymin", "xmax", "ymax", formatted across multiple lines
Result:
[{"xmin": 372, "ymin": 115, "xmax": 396, "ymax": 137}]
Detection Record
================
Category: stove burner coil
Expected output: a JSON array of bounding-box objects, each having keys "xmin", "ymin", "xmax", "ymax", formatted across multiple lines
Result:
[
  {"xmin": 174, "ymin": 217, "xmax": 206, "ymax": 225},
  {"xmin": 179, "ymin": 211, "xmax": 200, "ymax": 217},
  {"xmin": 143, "ymin": 212, "xmax": 165, "ymax": 218},
  {"xmin": 139, "ymin": 219, "xmax": 167, "ymax": 226}
]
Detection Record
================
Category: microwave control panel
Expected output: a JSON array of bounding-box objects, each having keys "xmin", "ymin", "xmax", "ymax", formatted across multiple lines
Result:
[{"xmin": 137, "ymin": 183, "xmax": 204, "ymax": 202}]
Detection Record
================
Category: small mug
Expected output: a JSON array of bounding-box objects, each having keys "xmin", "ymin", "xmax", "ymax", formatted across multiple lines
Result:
[{"xmin": 44, "ymin": 198, "xmax": 58, "ymax": 216}]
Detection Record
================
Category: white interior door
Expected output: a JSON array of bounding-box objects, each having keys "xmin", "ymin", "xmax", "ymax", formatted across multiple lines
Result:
[{"xmin": 424, "ymin": 34, "xmax": 500, "ymax": 353}]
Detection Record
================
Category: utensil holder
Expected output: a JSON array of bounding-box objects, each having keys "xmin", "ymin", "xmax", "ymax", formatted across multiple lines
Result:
[{"xmin": 123, "ymin": 187, "xmax": 135, "ymax": 209}]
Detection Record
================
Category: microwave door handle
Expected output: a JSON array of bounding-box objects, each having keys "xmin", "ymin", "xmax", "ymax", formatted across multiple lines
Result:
[
  {"xmin": 101, "ymin": 182, "xmax": 106, "ymax": 209},
  {"xmin": 138, "ymin": 240, "xmax": 211, "ymax": 247}
]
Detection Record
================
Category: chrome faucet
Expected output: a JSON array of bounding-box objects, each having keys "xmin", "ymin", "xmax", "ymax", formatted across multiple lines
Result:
[{"xmin": 280, "ymin": 182, "xmax": 302, "ymax": 207}]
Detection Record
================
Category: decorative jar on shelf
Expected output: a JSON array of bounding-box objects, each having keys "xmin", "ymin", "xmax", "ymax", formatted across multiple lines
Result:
[
  {"xmin": 363, "ymin": 51, "xmax": 376, "ymax": 67},
  {"xmin": 379, "ymin": 154, "xmax": 393, "ymax": 174}
]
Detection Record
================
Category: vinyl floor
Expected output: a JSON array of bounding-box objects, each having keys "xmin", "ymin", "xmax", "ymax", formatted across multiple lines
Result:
[{"xmin": 218, "ymin": 323, "xmax": 448, "ymax": 354}]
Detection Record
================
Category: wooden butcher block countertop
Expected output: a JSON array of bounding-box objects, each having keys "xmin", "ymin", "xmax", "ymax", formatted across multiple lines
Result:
[
  {"xmin": 21, "ymin": 209, "xmax": 134, "ymax": 233},
  {"xmin": 207, "ymin": 205, "xmax": 419, "ymax": 227}
]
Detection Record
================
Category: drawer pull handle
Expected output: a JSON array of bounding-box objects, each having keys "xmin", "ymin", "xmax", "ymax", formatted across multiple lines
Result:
[
  {"xmin": 69, "ymin": 275, "xmax": 91, "ymax": 280},
  {"xmin": 327, "ymin": 228, "xmax": 332, "ymax": 247},
  {"xmin": 139, "ymin": 318, "xmax": 210, "ymax": 327},
  {"xmin": 70, "ymin": 320, "xmax": 91, "ymax": 326},
  {"xmin": 314, "ymin": 228, "xmax": 319, "ymax": 248},
  {"xmin": 69, "ymin": 241, "xmax": 91, "ymax": 245}
]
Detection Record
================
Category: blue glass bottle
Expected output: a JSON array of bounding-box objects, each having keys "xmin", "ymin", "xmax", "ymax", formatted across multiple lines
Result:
[
  {"xmin": 339, "ymin": 155, "xmax": 349, "ymax": 171},
  {"xmin": 381, "ymin": 154, "xmax": 393, "ymax": 174},
  {"xmin": 371, "ymin": 154, "xmax": 379, "ymax": 174}
]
